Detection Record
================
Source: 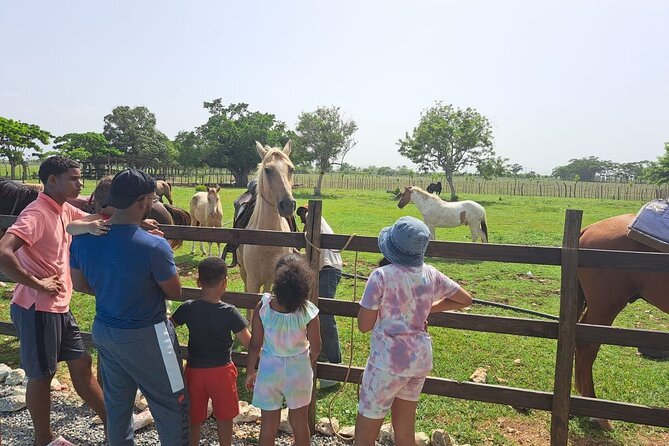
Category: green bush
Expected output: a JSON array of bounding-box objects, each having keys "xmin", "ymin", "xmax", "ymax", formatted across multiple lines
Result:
[{"xmin": 194, "ymin": 184, "xmax": 207, "ymax": 192}]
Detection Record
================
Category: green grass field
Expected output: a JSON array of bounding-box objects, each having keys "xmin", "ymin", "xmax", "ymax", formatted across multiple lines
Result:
[{"xmin": 1, "ymin": 185, "xmax": 668, "ymax": 445}]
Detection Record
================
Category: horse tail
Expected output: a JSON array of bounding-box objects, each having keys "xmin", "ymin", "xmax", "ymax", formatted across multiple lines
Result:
[
  {"xmin": 577, "ymin": 280, "xmax": 587, "ymax": 322},
  {"xmin": 481, "ymin": 218, "xmax": 489, "ymax": 242},
  {"xmin": 163, "ymin": 204, "xmax": 191, "ymax": 250}
]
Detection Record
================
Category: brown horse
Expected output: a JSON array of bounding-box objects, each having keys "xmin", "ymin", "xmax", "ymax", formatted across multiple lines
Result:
[
  {"xmin": 155, "ymin": 180, "xmax": 173, "ymax": 205},
  {"xmin": 577, "ymin": 213, "xmax": 669, "ymax": 430},
  {"xmin": 91, "ymin": 176, "xmax": 191, "ymax": 250},
  {"xmin": 237, "ymin": 141, "xmax": 296, "ymax": 294}
]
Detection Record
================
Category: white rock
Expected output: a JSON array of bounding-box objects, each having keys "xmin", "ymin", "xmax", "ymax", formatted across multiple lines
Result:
[
  {"xmin": 0, "ymin": 394, "xmax": 26, "ymax": 412},
  {"xmin": 92, "ymin": 415, "xmax": 104, "ymax": 425},
  {"xmin": 279, "ymin": 408, "xmax": 293, "ymax": 433},
  {"xmin": 339, "ymin": 425, "xmax": 355, "ymax": 438},
  {"xmin": 316, "ymin": 417, "xmax": 339, "ymax": 436},
  {"xmin": 432, "ymin": 429, "xmax": 454, "ymax": 446},
  {"xmin": 378, "ymin": 423, "xmax": 394, "ymax": 443},
  {"xmin": 133, "ymin": 408, "xmax": 154, "ymax": 431},
  {"xmin": 0, "ymin": 363, "xmax": 11, "ymax": 382},
  {"xmin": 5, "ymin": 368, "xmax": 26, "ymax": 386},
  {"xmin": 233, "ymin": 401, "xmax": 261, "ymax": 423},
  {"xmin": 207, "ymin": 400, "xmax": 213, "ymax": 418},
  {"xmin": 10, "ymin": 386, "xmax": 26, "ymax": 396},
  {"xmin": 50, "ymin": 377, "xmax": 63, "ymax": 391},
  {"xmin": 415, "ymin": 431, "xmax": 430, "ymax": 446},
  {"xmin": 469, "ymin": 367, "xmax": 488, "ymax": 384},
  {"xmin": 135, "ymin": 396, "xmax": 149, "ymax": 411}
]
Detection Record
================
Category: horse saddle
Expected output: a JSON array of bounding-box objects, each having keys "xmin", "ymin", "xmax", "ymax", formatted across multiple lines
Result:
[
  {"xmin": 221, "ymin": 180, "xmax": 298, "ymax": 267},
  {"xmin": 627, "ymin": 199, "xmax": 669, "ymax": 252}
]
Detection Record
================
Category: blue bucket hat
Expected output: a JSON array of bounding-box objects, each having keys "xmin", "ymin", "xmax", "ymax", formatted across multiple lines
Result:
[{"xmin": 378, "ymin": 216, "xmax": 431, "ymax": 267}]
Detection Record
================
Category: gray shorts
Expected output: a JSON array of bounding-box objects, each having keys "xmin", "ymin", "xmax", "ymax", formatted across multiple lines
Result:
[{"xmin": 10, "ymin": 303, "xmax": 87, "ymax": 379}]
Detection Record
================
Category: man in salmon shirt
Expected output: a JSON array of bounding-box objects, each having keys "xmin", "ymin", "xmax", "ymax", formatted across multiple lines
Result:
[{"xmin": 0, "ymin": 156, "xmax": 108, "ymax": 446}]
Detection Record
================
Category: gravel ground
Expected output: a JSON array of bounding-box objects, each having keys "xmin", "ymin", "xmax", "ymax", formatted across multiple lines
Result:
[{"xmin": 0, "ymin": 389, "xmax": 363, "ymax": 446}]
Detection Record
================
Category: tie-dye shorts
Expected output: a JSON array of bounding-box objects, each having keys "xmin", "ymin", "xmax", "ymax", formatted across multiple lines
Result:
[
  {"xmin": 357, "ymin": 363, "xmax": 427, "ymax": 419},
  {"xmin": 252, "ymin": 350, "xmax": 313, "ymax": 410}
]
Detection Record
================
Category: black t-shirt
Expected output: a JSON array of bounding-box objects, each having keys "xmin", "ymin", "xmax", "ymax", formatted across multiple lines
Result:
[{"xmin": 172, "ymin": 299, "xmax": 248, "ymax": 368}]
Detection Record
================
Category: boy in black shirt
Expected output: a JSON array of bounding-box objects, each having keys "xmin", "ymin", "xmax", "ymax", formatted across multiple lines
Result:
[{"xmin": 171, "ymin": 257, "xmax": 251, "ymax": 446}]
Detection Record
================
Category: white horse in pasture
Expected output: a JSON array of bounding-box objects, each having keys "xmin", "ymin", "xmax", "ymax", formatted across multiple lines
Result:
[
  {"xmin": 397, "ymin": 186, "xmax": 488, "ymax": 242},
  {"xmin": 190, "ymin": 186, "xmax": 223, "ymax": 256}
]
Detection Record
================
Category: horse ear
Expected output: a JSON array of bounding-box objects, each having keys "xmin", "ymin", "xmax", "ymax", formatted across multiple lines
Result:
[
  {"xmin": 282, "ymin": 140, "xmax": 292, "ymax": 156},
  {"xmin": 215, "ymin": 185, "xmax": 221, "ymax": 192},
  {"xmin": 255, "ymin": 141, "xmax": 268, "ymax": 159}
]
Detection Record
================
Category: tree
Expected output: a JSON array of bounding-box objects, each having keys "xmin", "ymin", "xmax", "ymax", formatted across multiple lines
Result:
[
  {"xmin": 477, "ymin": 156, "xmax": 510, "ymax": 179},
  {"xmin": 103, "ymin": 106, "xmax": 175, "ymax": 168},
  {"xmin": 398, "ymin": 102, "xmax": 494, "ymax": 201},
  {"xmin": 551, "ymin": 156, "xmax": 610, "ymax": 181},
  {"xmin": 295, "ymin": 106, "xmax": 358, "ymax": 196},
  {"xmin": 0, "ymin": 116, "xmax": 51, "ymax": 179},
  {"xmin": 53, "ymin": 132, "xmax": 122, "ymax": 176},
  {"xmin": 196, "ymin": 100, "xmax": 292, "ymax": 186},
  {"xmin": 644, "ymin": 143, "xmax": 669, "ymax": 185},
  {"xmin": 508, "ymin": 163, "xmax": 524, "ymax": 176}
]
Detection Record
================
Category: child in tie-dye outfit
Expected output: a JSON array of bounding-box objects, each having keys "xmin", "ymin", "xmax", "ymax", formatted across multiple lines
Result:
[
  {"xmin": 245, "ymin": 254, "xmax": 322, "ymax": 446},
  {"xmin": 355, "ymin": 216, "xmax": 473, "ymax": 446}
]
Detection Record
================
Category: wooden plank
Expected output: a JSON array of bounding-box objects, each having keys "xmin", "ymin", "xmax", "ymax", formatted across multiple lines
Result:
[
  {"xmin": 304, "ymin": 200, "xmax": 323, "ymax": 434},
  {"xmin": 578, "ymin": 248, "xmax": 669, "ymax": 272},
  {"xmin": 551, "ymin": 209, "xmax": 582, "ymax": 445},
  {"xmin": 159, "ymin": 225, "xmax": 306, "ymax": 248}
]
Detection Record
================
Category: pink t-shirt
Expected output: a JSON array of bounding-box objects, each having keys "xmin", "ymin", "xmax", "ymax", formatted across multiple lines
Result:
[
  {"xmin": 360, "ymin": 263, "xmax": 460, "ymax": 377},
  {"xmin": 8, "ymin": 193, "xmax": 87, "ymax": 313}
]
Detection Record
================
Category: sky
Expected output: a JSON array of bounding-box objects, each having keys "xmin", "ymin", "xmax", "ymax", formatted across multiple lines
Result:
[{"xmin": 1, "ymin": 1, "xmax": 668, "ymax": 175}]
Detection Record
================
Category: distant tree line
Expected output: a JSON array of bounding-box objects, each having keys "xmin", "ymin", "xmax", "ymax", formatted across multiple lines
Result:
[{"xmin": 1, "ymin": 103, "xmax": 667, "ymax": 199}]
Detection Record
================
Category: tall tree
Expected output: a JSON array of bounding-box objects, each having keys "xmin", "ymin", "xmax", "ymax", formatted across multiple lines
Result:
[
  {"xmin": 644, "ymin": 143, "xmax": 669, "ymax": 184},
  {"xmin": 477, "ymin": 156, "xmax": 510, "ymax": 179},
  {"xmin": 398, "ymin": 102, "xmax": 494, "ymax": 201},
  {"xmin": 295, "ymin": 106, "xmax": 358, "ymax": 196},
  {"xmin": 103, "ymin": 106, "xmax": 175, "ymax": 168},
  {"xmin": 196, "ymin": 100, "xmax": 292, "ymax": 186},
  {"xmin": 53, "ymin": 132, "xmax": 122, "ymax": 176},
  {"xmin": 551, "ymin": 156, "xmax": 610, "ymax": 181},
  {"xmin": 0, "ymin": 116, "xmax": 51, "ymax": 179}
]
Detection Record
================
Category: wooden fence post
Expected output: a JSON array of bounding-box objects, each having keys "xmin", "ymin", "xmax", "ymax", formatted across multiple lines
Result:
[
  {"xmin": 305, "ymin": 199, "xmax": 323, "ymax": 434},
  {"xmin": 550, "ymin": 209, "xmax": 583, "ymax": 445}
]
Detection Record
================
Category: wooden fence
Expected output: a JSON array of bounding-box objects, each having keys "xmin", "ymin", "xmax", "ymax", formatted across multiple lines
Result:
[{"xmin": 1, "ymin": 203, "xmax": 668, "ymax": 445}]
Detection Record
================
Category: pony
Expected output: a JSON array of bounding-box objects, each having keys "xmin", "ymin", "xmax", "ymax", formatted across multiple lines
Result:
[
  {"xmin": 397, "ymin": 186, "xmax": 488, "ymax": 242},
  {"xmin": 237, "ymin": 141, "xmax": 296, "ymax": 294},
  {"xmin": 91, "ymin": 176, "xmax": 191, "ymax": 250},
  {"xmin": 0, "ymin": 179, "xmax": 39, "ymax": 216},
  {"xmin": 189, "ymin": 187, "xmax": 223, "ymax": 256},
  {"xmin": 426, "ymin": 181, "xmax": 442, "ymax": 196},
  {"xmin": 576, "ymin": 213, "xmax": 669, "ymax": 430},
  {"xmin": 155, "ymin": 180, "xmax": 173, "ymax": 205}
]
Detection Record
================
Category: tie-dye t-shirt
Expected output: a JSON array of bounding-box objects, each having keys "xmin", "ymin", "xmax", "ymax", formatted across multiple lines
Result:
[
  {"xmin": 259, "ymin": 293, "xmax": 319, "ymax": 357},
  {"xmin": 360, "ymin": 263, "xmax": 460, "ymax": 377}
]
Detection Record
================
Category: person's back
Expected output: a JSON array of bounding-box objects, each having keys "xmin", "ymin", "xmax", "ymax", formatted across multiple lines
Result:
[
  {"xmin": 71, "ymin": 225, "xmax": 172, "ymax": 328},
  {"xmin": 171, "ymin": 257, "xmax": 250, "ymax": 446}
]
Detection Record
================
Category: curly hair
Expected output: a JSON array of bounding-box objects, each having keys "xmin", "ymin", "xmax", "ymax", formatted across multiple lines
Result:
[
  {"xmin": 38, "ymin": 156, "xmax": 80, "ymax": 184},
  {"xmin": 198, "ymin": 257, "xmax": 228, "ymax": 287},
  {"xmin": 273, "ymin": 254, "xmax": 314, "ymax": 313}
]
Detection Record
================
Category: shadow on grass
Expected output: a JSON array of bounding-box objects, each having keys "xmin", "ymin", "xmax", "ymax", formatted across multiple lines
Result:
[{"xmin": 569, "ymin": 417, "xmax": 624, "ymax": 446}]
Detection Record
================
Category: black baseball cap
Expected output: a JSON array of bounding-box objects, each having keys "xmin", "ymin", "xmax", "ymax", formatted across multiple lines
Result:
[{"xmin": 104, "ymin": 168, "xmax": 156, "ymax": 209}]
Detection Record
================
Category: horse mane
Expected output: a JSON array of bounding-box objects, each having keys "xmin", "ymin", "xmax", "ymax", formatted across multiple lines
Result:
[
  {"xmin": 411, "ymin": 186, "xmax": 440, "ymax": 202},
  {"xmin": 0, "ymin": 179, "xmax": 39, "ymax": 215}
]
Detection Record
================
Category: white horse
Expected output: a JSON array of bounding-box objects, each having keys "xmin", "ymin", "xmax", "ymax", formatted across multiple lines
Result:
[
  {"xmin": 190, "ymin": 186, "xmax": 223, "ymax": 256},
  {"xmin": 397, "ymin": 186, "xmax": 489, "ymax": 242}
]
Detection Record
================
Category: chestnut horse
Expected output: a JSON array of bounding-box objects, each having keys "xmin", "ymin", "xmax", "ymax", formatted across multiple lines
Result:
[
  {"xmin": 237, "ymin": 141, "xmax": 296, "ymax": 294},
  {"xmin": 397, "ymin": 186, "xmax": 488, "ymax": 242},
  {"xmin": 577, "ymin": 213, "xmax": 669, "ymax": 429}
]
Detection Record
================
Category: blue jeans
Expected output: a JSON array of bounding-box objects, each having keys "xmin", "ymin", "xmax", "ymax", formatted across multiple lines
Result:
[
  {"xmin": 92, "ymin": 319, "xmax": 189, "ymax": 446},
  {"xmin": 319, "ymin": 267, "xmax": 342, "ymax": 364}
]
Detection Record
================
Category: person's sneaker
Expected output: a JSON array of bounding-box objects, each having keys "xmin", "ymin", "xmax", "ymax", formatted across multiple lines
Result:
[
  {"xmin": 47, "ymin": 436, "xmax": 77, "ymax": 446},
  {"xmin": 319, "ymin": 379, "xmax": 339, "ymax": 389}
]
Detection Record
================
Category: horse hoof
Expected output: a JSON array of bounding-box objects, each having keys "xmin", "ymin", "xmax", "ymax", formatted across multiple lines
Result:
[{"xmin": 590, "ymin": 417, "xmax": 614, "ymax": 431}]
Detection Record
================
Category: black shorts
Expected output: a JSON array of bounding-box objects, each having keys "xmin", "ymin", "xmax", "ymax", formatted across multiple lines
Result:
[{"xmin": 10, "ymin": 303, "xmax": 86, "ymax": 379}]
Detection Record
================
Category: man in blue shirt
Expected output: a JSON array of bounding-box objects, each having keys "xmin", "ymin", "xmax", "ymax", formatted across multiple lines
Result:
[{"xmin": 70, "ymin": 169, "xmax": 188, "ymax": 446}]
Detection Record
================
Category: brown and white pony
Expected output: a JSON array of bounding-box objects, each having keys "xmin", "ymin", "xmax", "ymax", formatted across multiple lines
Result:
[
  {"xmin": 237, "ymin": 141, "xmax": 296, "ymax": 294},
  {"xmin": 189, "ymin": 187, "xmax": 223, "ymax": 256},
  {"xmin": 397, "ymin": 186, "xmax": 488, "ymax": 242}
]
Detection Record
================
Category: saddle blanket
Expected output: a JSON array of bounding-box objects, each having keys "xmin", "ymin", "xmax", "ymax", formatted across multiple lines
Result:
[{"xmin": 627, "ymin": 199, "xmax": 669, "ymax": 252}]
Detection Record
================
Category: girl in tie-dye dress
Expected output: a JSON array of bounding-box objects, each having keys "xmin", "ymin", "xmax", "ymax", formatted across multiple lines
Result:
[
  {"xmin": 355, "ymin": 216, "xmax": 473, "ymax": 446},
  {"xmin": 245, "ymin": 254, "xmax": 322, "ymax": 446}
]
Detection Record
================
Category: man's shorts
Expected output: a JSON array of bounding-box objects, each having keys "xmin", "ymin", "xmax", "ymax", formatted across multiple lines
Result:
[
  {"xmin": 10, "ymin": 303, "xmax": 87, "ymax": 379},
  {"xmin": 252, "ymin": 351, "xmax": 313, "ymax": 410},
  {"xmin": 185, "ymin": 362, "xmax": 240, "ymax": 423},
  {"xmin": 358, "ymin": 363, "xmax": 427, "ymax": 419}
]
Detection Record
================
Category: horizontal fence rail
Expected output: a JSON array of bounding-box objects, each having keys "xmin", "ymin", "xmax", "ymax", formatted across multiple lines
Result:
[{"xmin": 1, "ymin": 211, "xmax": 669, "ymax": 441}]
